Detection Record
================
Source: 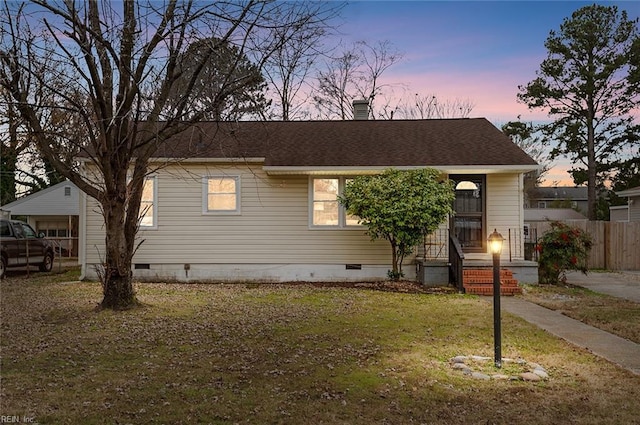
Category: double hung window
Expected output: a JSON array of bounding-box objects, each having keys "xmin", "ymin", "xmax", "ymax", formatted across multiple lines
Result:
[
  {"xmin": 139, "ymin": 176, "xmax": 157, "ymax": 228},
  {"xmin": 310, "ymin": 177, "xmax": 360, "ymax": 228},
  {"xmin": 204, "ymin": 175, "xmax": 241, "ymax": 214}
]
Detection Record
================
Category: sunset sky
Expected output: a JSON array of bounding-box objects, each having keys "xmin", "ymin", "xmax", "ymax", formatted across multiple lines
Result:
[{"xmin": 333, "ymin": 1, "xmax": 640, "ymax": 186}]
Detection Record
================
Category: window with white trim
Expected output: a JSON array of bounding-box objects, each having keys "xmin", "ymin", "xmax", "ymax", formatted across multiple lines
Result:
[
  {"xmin": 310, "ymin": 177, "xmax": 360, "ymax": 228},
  {"xmin": 204, "ymin": 175, "xmax": 241, "ymax": 214},
  {"xmin": 139, "ymin": 176, "xmax": 157, "ymax": 228}
]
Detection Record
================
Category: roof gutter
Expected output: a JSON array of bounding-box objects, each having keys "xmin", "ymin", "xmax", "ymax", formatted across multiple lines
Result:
[
  {"xmin": 76, "ymin": 157, "xmax": 266, "ymax": 164},
  {"xmin": 263, "ymin": 164, "xmax": 540, "ymax": 176}
]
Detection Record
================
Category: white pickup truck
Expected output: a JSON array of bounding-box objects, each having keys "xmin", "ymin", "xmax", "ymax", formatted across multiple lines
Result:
[{"xmin": 0, "ymin": 219, "xmax": 55, "ymax": 279}]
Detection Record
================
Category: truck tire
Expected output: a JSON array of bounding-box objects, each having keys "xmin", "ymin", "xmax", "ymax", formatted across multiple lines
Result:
[
  {"xmin": 0, "ymin": 256, "xmax": 6, "ymax": 279},
  {"xmin": 39, "ymin": 252, "xmax": 54, "ymax": 273}
]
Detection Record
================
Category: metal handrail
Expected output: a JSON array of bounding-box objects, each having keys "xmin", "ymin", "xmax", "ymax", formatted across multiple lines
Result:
[
  {"xmin": 449, "ymin": 235, "xmax": 465, "ymax": 293},
  {"xmin": 425, "ymin": 227, "xmax": 526, "ymax": 262}
]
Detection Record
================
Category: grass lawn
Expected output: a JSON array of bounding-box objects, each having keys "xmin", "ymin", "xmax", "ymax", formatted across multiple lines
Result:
[
  {"xmin": 1, "ymin": 268, "xmax": 639, "ymax": 424},
  {"xmin": 520, "ymin": 283, "xmax": 640, "ymax": 344}
]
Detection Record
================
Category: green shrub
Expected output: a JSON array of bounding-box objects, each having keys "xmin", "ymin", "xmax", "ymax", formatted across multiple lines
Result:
[
  {"xmin": 339, "ymin": 168, "xmax": 454, "ymax": 280},
  {"xmin": 537, "ymin": 221, "xmax": 592, "ymax": 284}
]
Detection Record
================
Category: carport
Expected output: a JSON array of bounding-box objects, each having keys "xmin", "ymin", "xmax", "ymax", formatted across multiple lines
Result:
[{"xmin": 0, "ymin": 181, "xmax": 79, "ymax": 258}]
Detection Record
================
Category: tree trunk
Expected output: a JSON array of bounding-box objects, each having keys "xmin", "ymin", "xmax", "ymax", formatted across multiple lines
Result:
[
  {"xmin": 388, "ymin": 236, "xmax": 413, "ymax": 280},
  {"xmin": 587, "ymin": 108, "xmax": 597, "ymax": 220},
  {"xmin": 390, "ymin": 238, "xmax": 401, "ymax": 280},
  {"xmin": 0, "ymin": 148, "xmax": 17, "ymax": 205},
  {"xmin": 101, "ymin": 266, "xmax": 136, "ymax": 309},
  {"xmin": 1, "ymin": 103, "xmax": 19, "ymax": 205},
  {"xmin": 99, "ymin": 194, "xmax": 138, "ymax": 310}
]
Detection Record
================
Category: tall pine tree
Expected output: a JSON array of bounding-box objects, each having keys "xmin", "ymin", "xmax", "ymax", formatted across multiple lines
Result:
[{"xmin": 518, "ymin": 4, "xmax": 640, "ymax": 220}]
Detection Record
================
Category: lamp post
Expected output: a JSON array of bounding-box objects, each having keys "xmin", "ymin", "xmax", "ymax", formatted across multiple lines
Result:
[{"xmin": 488, "ymin": 229, "xmax": 504, "ymax": 368}]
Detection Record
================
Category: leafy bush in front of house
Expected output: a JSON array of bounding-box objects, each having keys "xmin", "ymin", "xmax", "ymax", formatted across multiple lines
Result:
[
  {"xmin": 537, "ymin": 221, "xmax": 592, "ymax": 284},
  {"xmin": 339, "ymin": 168, "xmax": 455, "ymax": 280}
]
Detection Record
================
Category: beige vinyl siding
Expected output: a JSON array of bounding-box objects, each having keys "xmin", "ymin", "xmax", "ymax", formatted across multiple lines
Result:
[
  {"xmin": 84, "ymin": 165, "xmax": 528, "ymax": 274},
  {"xmin": 485, "ymin": 173, "xmax": 524, "ymax": 260},
  {"xmin": 85, "ymin": 163, "xmax": 391, "ymax": 266}
]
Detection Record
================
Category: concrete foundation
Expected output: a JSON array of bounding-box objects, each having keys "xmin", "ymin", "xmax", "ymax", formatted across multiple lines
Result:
[
  {"xmin": 83, "ymin": 262, "xmax": 417, "ymax": 283},
  {"xmin": 416, "ymin": 259, "xmax": 539, "ymax": 286}
]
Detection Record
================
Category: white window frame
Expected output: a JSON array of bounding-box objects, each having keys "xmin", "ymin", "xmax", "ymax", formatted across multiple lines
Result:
[
  {"xmin": 202, "ymin": 175, "xmax": 241, "ymax": 215},
  {"xmin": 309, "ymin": 176, "xmax": 362, "ymax": 229},
  {"xmin": 139, "ymin": 175, "xmax": 158, "ymax": 229}
]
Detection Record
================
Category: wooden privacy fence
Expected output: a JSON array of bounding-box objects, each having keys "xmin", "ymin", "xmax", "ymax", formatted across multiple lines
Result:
[{"xmin": 527, "ymin": 220, "xmax": 640, "ymax": 271}]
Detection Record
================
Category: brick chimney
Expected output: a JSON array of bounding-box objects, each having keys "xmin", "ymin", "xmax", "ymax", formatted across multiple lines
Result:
[{"xmin": 353, "ymin": 99, "xmax": 369, "ymax": 120}]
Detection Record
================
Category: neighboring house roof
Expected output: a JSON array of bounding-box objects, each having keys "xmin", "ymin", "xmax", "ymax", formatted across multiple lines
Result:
[
  {"xmin": 616, "ymin": 186, "xmax": 640, "ymax": 197},
  {"xmin": 0, "ymin": 181, "xmax": 79, "ymax": 216},
  {"xmin": 529, "ymin": 186, "xmax": 588, "ymax": 201},
  {"xmin": 524, "ymin": 208, "xmax": 587, "ymax": 222},
  {"xmin": 149, "ymin": 119, "xmax": 538, "ymax": 173}
]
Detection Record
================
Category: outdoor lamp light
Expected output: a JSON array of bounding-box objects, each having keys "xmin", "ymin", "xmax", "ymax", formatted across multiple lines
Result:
[
  {"xmin": 488, "ymin": 229, "xmax": 504, "ymax": 368},
  {"xmin": 488, "ymin": 229, "xmax": 504, "ymax": 255}
]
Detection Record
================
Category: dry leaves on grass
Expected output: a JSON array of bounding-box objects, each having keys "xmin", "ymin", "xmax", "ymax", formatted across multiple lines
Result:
[
  {"xmin": 520, "ymin": 283, "xmax": 640, "ymax": 344},
  {"xmin": 2, "ymin": 271, "xmax": 640, "ymax": 425}
]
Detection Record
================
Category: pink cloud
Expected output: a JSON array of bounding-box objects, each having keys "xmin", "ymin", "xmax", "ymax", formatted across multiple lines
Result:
[
  {"xmin": 540, "ymin": 163, "xmax": 575, "ymax": 187},
  {"xmin": 385, "ymin": 68, "xmax": 551, "ymax": 123}
]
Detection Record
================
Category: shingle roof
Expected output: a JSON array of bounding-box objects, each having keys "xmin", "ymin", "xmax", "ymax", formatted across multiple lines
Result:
[{"xmin": 154, "ymin": 118, "xmax": 538, "ymax": 168}]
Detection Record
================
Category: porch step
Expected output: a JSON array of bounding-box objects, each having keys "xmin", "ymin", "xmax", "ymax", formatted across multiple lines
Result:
[{"xmin": 463, "ymin": 268, "xmax": 521, "ymax": 296}]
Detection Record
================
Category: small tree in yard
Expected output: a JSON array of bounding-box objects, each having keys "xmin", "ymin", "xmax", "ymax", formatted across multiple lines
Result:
[
  {"xmin": 339, "ymin": 168, "xmax": 454, "ymax": 280},
  {"xmin": 537, "ymin": 221, "xmax": 593, "ymax": 285}
]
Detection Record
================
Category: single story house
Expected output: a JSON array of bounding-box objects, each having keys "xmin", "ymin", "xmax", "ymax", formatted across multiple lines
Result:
[
  {"xmin": 612, "ymin": 186, "xmax": 640, "ymax": 222},
  {"xmin": 79, "ymin": 113, "xmax": 539, "ymax": 286},
  {"xmin": 524, "ymin": 207, "xmax": 587, "ymax": 227},
  {"xmin": 0, "ymin": 180, "xmax": 80, "ymax": 257},
  {"xmin": 526, "ymin": 186, "xmax": 588, "ymax": 213}
]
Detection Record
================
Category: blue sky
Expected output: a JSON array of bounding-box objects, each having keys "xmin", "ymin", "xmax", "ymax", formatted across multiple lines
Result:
[{"xmin": 332, "ymin": 1, "xmax": 640, "ymax": 185}]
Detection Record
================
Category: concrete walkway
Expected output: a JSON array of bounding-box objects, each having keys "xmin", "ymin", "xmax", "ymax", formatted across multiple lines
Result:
[
  {"xmin": 564, "ymin": 270, "xmax": 640, "ymax": 303},
  {"xmin": 499, "ymin": 271, "xmax": 640, "ymax": 376},
  {"xmin": 501, "ymin": 297, "xmax": 640, "ymax": 376}
]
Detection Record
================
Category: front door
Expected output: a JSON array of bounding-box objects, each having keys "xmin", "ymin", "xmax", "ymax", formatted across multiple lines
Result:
[{"xmin": 450, "ymin": 175, "xmax": 486, "ymax": 253}]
